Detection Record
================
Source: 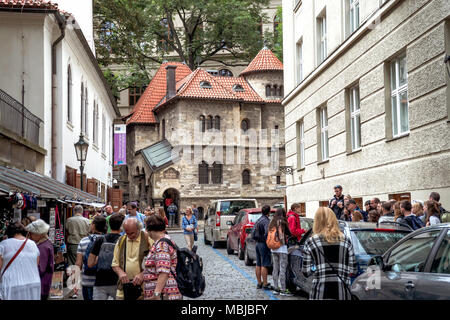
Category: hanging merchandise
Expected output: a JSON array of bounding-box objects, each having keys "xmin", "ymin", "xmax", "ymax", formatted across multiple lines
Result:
[
  {"xmin": 49, "ymin": 207, "xmax": 56, "ymax": 243},
  {"xmin": 54, "ymin": 206, "xmax": 65, "ymax": 243}
]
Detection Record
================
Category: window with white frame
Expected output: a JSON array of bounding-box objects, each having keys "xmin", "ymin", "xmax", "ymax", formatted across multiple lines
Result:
[
  {"xmin": 297, "ymin": 120, "xmax": 305, "ymax": 169},
  {"xmin": 67, "ymin": 66, "xmax": 72, "ymax": 123},
  {"xmin": 320, "ymin": 107, "xmax": 329, "ymax": 161},
  {"xmin": 349, "ymin": 0, "xmax": 360, "ymax": 34},
  {"xmin": 296, "ymin": 40, "xmax": 303, "ymax": 84},
  {"xmin": 317, "ymin": 14, "xmax": 327, "ymax": 64},
  {"xmin": 85, "ymin": 87, "xmax": 89, "ymax": 138},
  {"xmin": 80, "ymin": 83, "xmax": 85, "ymax": 134},
  {"xmin": 349, "ymin": 86, "xmax": 361, "ymax": 150},
  {"xmin": 102, "ymin": 113, "xmax": 106, "ymax": 154},
  {"xmin": 390, "ymin": 53, "xmax": 409, "ymax": 137}
]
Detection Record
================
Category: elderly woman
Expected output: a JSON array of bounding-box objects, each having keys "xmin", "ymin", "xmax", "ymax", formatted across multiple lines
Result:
[
  {"xmin": 25, "ymin": 219, "xmax": 54, "ymax": 300},
  {"xmin": 143, "ymin": 215, "xmax": 182, "ymax": 300},
  {"xmin": 182, "ymin": 207, "xmax": 198, "ymax": 251},
  {"xmin": 0, "ymin": 222, "xmax": 41, "ymax": 300}
]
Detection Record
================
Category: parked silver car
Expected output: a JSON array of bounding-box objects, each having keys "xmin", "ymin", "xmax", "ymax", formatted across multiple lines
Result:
[
  {"xmin": 351, "ymin": 223, "xmax": 450, "ymax": 300},
  {"xmin": 204, "ymin": 199, "xmax": 258, "ymax": 248}
]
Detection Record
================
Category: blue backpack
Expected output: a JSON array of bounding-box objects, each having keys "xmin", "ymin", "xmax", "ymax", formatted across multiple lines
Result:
[
  {"xmin": 405, "ymin": 215, "xmax": 425, "ymax": 231},
  {"xmin": 83, "ymin": 235, "xmax": 98, "ymax": 276}
]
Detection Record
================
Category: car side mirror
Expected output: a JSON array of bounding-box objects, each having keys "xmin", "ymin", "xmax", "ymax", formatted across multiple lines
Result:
[{"xmin": 369, "ymin": 255, "xmax": 385, "ymax": 270}]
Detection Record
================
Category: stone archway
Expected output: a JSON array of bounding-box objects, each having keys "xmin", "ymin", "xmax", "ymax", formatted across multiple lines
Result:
[{"xmin": 163, "ymin": 188, "xmax": 181, "ymax": 227}]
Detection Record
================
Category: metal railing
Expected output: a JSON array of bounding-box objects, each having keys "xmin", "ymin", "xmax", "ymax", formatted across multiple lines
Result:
[{"xmin": 0, "ymin": 88, "xmax": 42, "ymax": 146}]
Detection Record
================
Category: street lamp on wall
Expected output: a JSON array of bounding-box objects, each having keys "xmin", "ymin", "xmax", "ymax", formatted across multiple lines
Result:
[{"xmin": 74, "ymin": 134, "xmax": 89, "ymax": 191}]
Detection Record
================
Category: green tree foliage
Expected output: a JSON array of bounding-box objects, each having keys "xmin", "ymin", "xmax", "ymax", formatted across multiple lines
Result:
[
  {"xmin": 273, "ymin": 6, "xmax": 283, "ymax": 62},
  {"xmin": 94, "ymin": 0, "xmax": 273, "ymax": 89},
  {"xmin": 94, "ymin": 0, "xmax": 273, "ymax": 87}
]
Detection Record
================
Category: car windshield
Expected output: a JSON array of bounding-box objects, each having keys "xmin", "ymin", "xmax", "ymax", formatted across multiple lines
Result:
[
  {"xmin": 351, "ymin": 230, "xmax": 409, "ymax": 255},
  {"xmin": 248, "ymin": 213, "xmax": 262, "ymax": 223},
  {"xmin": 220, "ymin": 201, "xmax": 256, "ymax": 215}
]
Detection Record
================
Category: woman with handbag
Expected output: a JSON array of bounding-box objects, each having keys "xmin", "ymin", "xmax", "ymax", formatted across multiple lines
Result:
[
  {"xmin": 26, "ymin": 219, "xmax": 54, "ymax": 300},
  {"xmin": 143, "ymin": 215, "xmax": 182, "ymax": 300},
  {"xmin": 182, "ymin": 207, "xmax": 197, "ymax": 251},
  {"xmin": 0, "ymin": 222, "xmax": 41, "ymax": 300},
  {"xmin": 301, "ymin": 207, "xmax": 357, "ymax": 300}
]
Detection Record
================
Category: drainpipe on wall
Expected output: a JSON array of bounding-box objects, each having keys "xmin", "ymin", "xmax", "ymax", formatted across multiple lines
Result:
[{"xmin": 51, "ymin": 12, "xmax": 66, "ymax": 179}]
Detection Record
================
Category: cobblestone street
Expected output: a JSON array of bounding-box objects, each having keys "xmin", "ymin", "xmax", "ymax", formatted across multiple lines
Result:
[{"xmin": 169, "ymin": 232, "xmax": 307, "ymax": 301}]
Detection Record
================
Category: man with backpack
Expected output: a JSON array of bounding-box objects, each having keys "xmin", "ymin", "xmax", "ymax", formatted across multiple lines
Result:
[
  {"xmin": 252, "ymin": 205, "xmax": 272, "ymax": 290},
  {"xmin": 402, "ymin": 200, "xmax": 424, "ymax": 231},
  {"xmin": 75, "ymin": 216, "xmax": 107, "ymax": 300},
  {"xmin": 87, "ymin": 213, "xmax": 124, "ymax": 300}
]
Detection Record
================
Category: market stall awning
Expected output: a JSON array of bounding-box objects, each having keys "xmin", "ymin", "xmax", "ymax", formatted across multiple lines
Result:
[{"xmin": 0, "ymin": 165, "xmax": 104, "ymax": 203}]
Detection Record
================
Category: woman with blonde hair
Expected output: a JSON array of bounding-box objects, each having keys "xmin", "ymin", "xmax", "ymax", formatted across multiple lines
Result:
[
  {"xmin": 302, "ymin": 207, "xmax": 356, "ymax": 300},
  {"xmin": 412, "ymin": 202, "xmax": 425, "ymax": 224},
  {"xmin": 181, "ymin": 207, "xmax": 198, "ymax": 251}
]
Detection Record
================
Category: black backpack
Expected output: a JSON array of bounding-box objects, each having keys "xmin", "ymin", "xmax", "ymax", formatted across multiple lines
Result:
[{"xmin": 157, "ymin": 238, "xmax": 205, "ymax": 298}]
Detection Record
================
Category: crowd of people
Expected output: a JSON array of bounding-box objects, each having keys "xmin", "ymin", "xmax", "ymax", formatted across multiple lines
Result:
[
  {"xmin": 0, "ymin": 200, "xmax": 203, "ymax": 301},
  {"xmin": 251, "ymin": 187, "xmax": 448, "ymax": 300},
  {"xmin": 329, "ymin": 185, "xmax": 448, "ymax": 230}
]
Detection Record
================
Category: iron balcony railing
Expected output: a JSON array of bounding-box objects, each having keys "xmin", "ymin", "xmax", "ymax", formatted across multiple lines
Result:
[{"xmin": 0, "ymin": 88, "xmax": 42, "ymax": 146}]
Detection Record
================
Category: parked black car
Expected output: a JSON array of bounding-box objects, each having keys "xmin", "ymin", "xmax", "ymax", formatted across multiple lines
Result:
[{"xmin": 286, "ymin": 221, "xmax": 412, "ymax": 294}]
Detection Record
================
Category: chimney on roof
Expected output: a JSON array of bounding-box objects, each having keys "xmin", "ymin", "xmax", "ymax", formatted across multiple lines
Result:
[{"xmin": 166, "ymin": 65, "xmax": 177, "ymax": 99}]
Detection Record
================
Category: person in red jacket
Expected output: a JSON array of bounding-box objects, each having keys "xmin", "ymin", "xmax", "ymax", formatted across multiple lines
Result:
[{"xmin": 287, "ymin": 203, "xmax": 306, "ymax": 242}]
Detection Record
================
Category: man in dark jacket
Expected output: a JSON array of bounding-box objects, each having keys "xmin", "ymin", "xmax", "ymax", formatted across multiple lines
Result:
[
  {"xmin": 252, "ymin": 205, "xmax": 272, "ymax": 290},
  {"xmin": 329, "ymin": 185, "xmax": 345, "ymax": 220},
  {"xmin": 402, "ymin": 200, "xmax": 424, "ymax": 230}
]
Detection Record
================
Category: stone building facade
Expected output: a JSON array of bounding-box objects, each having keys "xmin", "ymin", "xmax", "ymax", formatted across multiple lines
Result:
[
  {"xmin": 282, "ymin": 0, "xmax": 450, "ymax": 216},
  {"xmin": 121, "ymin": 49, "xmax": 286, "ymax": 220}
]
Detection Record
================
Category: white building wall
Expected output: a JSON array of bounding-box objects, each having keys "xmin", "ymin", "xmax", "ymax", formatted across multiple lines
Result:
[
  {"xmin": 0, "ymin": 11, "xmax": 116, "ymax": 193},
  {"xmin": 283, "ymin": 0, "xmax": 450, "ymax": 215}
]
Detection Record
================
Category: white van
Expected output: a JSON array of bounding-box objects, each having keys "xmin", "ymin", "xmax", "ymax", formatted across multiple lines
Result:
[{"xmin": 204, "ymin": 199, "xmax": 258, "ymax": 248}]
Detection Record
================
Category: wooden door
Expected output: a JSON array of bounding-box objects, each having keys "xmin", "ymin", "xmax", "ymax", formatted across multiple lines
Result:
[
  {"xmin": 108, "ymin": 187, "xmax": 123, "ymax": 212},
  {"xmin": 389, "ymin": 193, "xmax": 411, "ymax": 202}
]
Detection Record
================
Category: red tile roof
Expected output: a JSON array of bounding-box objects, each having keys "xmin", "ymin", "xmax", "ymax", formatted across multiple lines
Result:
[
  {"xmin": 240, "ymin": 47, "xmax": 283, "ymax": 76},
  {"xmin": 130, "ymin": 49, "xmax": 283, "ymax": 123},
  {"xmin": 126, "ymin": 62, "xmax": 192, "ymax": 124},
  {"xmin": 0, "ymin": 0, "xmax": 58, "ymax": 10}
]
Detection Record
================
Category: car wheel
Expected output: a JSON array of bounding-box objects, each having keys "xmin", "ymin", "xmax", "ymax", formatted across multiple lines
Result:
[
  {"xmin": 244, "ymin": 245, "xmax": 253, "ymax": 266},
  {"xmin": 204, "ymin": 230, "xmax": 211, "ymax": 245},
  {"xmin": 238, "ymin": 241, "xmax": 245, "ymax": 260},
  {"xmin": 226, "ymin": 238, "xmax": 234, "ymax": 255}
]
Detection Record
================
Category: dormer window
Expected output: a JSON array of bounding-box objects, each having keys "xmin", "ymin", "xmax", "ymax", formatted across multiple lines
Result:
[
  {"xmin": 233, "ymin": 84, "xmax": 244, "ymax": 92},
  {"xmin": 200, "ymin": 81, "xmax": 212, "ymax": 89}
]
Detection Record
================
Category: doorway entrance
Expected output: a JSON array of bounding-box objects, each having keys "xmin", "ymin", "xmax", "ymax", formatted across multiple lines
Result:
[{"xmin": 163, "ymin": 188, "xmax": 180, "ymax": 227}]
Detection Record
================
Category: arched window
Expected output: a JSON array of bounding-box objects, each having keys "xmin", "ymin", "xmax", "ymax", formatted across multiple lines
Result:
[
  {"xmin": 198, "ymin": 161, "xmax": 209, "ymax": 184},
  {"xmin": 233, "ymin": 84, "xmax": 244, "ymax": 92},
  {"xmin": 80, "ymin": 82, "xmax": 85, "ymax": 134},
  {"xmin": 242, "ymin": 170, "xmax": 251, "ymax": 185},
  {"xmin": 271, "ymin": 85, "xmax": 278, "ymax": 97},
  {"xmin": 199, "ymin": 115, "xmax": 206, "ymax": 132},
  {"xmin": 219, "ymin": 69, "xmax": 233, "ymax": 77},
  {"xmin": 67, "ymin": 65, "xmax": 72, "ymax": 123},
  {"xmin": 214, "ymin": 116, "xmax": 220, "ymax": 130},
  {"xmin": 211, "ymin": 162, "xmax": 222, "ymax": 184},
  {"xmin": 280, "ymin": 85, "xmax": 284, "ymax": 97},
  {"xmin": 207, "ymin": 115, "xmax": 213, "ymax": 130},
  {"xmin": 162, "ymin": 119, "xmax": 166, "ymax": 139},
  {"xmin": 266, "ymin": 85, "xmax": 272, "ymax": 97},
  {"xmin": 136, "ymin": 166, "xmax": 140, "ymax": 175},
  {"xmin": 85, "ymin": 87, "xmax": 89, "ymax": 137},
  {"xmin": 241, "ymin": 119, "xmax": 249, "ymax": 132}
]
